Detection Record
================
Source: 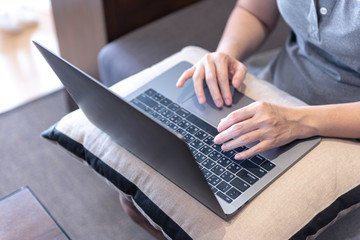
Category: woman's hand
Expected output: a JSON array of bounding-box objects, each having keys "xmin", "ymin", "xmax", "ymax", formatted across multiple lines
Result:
[
  {"xmin": 214, "ymin": 101, "xmax": 318, "ymax": 159},
  {"xmin": 176, "ymin": 52, "xmax": 247, "ymax": 108}
]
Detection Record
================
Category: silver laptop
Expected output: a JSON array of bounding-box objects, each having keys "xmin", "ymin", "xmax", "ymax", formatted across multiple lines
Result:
[{"xmin": 34, "ymin": 41, "xmax": 320, "ymax": 219}]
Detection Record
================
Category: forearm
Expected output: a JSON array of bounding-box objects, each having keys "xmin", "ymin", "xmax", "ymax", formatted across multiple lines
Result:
[
  {"xmin": 291, "ymin": 102, "xmax": 360, "ymax": 139},
  {"xmin": 217, "ymin": 0, "xmax": 279, "ymax": 61}
]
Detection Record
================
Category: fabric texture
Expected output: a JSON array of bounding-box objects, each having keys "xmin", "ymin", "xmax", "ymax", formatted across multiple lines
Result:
[
  {"xmin": 271, "ymin": 0, "xmax": 360, "ymax": 105},
  {"xmin": 43, "ymin": 46, "xmax": 360, "ymax": 240}
]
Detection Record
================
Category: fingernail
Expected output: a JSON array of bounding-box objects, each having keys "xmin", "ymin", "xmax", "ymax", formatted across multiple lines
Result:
[
  {"xmin": 225, "ymin": 98, "xmax": 232, "ymax": 106},
  {"xmin": 215, "ymin": 99, "xmax": 223, "ymax": 108},
  {"xmin": 234, "ymin": 153, "xmax": 243, "ymax": 160},
  {"xmin": 198, "ymin": 96, "xmax": 205, "ymax": 104}
]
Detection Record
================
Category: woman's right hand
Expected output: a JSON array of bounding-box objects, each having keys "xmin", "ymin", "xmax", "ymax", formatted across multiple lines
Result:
[{"xmin": 176, "ymin": 52, "xmax": 247, "ymax": 108}]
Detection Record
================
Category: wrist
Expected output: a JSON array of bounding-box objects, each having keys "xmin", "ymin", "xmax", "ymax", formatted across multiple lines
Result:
[
  {"xmin": 287, "ymin": 106, "xmax": 320, "ymax": 139},
  {"xmin": 215, "ymin": 45, "xmax": 243, "ymax": 60}
]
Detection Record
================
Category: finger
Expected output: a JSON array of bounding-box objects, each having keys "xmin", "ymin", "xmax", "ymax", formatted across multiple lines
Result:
[
  {"xmin": 192, "ymin": 65, "xmax": 206, "ymax": 104},
  {"xmin": 220, "ymin": 128, "xmax": 262, "ymax": 152},
  {"xmin": 176, "ymin": 67, "xmax": 195, "ymax": 88},
  {"xmin": 203, "ymin": 56, "xmax": 224, "ymax": 108},
  {"xmin": 217, "ymin": 103, "xmax": 257, "ymax": 132},
  {"xmin": 214, "ymin": 118, "xmax": 257, "ymax": 145},
  {"xmin": 233, "ymin": 140, "xmax": 272, "ymax": 160},
  {"xmin": 230, "ymin": 61, "xmax": 247, "ymax": 88},
  {"xmin": 215, "ymin": 57, "xmax": 232, "ymax": 106}
]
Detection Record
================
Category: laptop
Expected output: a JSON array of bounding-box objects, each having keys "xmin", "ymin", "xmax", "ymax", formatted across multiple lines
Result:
[{"xmin": 34, "ymin": 41, "xmax": 320, "ymax": 219}]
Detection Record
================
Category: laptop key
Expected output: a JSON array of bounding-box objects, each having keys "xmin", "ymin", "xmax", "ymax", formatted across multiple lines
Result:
[
  {"xmin": 234, "ymin": 146, "xmax": 248, "ymax": 153},
  {"xmin": 212, "ymin": 143, "xmax": 222, "ymax": 152},
  {"xmin": 208, "ymin": 175, "xmax": 221, "ymax": 186},
  {"xmin": 168, "ymin": 103, "xmax": 180, "ymax": 111},
  {"xmin": 169, "ymin": 115, "xmax": 182, "ymax": 124},
  {"xmin": 152, "ymin": 93, "xmax": 164, "ymax": 101},
  {"xmin": 222, "ymin": 150, "xmax": 236, "ymax": 158},
  {"xmin": 186, "ymin": 114, "xmax": 218, "ymax": 136},
  {"xmin": 161, "ymin": 110, "xmax": 173, "ymax": 118},
  {"xmin": 261, "ymin": 160, "xmax": 276, "ymax": 171},
  {"xmin": 186, "ymin": 125, "xmax": 199, "ymax": 134},
  {"xmin": 130, "ymin": 99, "xmax": 147, "ymax": 110},
  {"xmin": 220, "ymin": 171, "xmax": 235, "ymax": 182},
  {"xmin": 236, "ymin": 169, "xmax": 258, "ymax": 185},
  {"xmin": 160, "ymin": 118, "xmax": 170, "ymax": 125},
  {"xmin": 202, "ymin": 159, "xmax": 216, "ymax": 169},
  {"xmin": 167, "ymin": 122, "xmax": 178, "ymax": 130},
  {"xmin": 226, "ymin": 188, "xmax": 241, "ymax": 200},
  {"xmin": 240, "ymin": 160, "xmax": 267, "ymax": 178},
  {"xmin": 189, "ymin": 147, "xmax": 197, "ymax": 155},
  {"xmin": 203, "ymin": 136, "xmax": 214, "ymax": 145},
  {"xmin": 217, "ymin": 157, "xmax": 232, "ymax": 167},
  {"xmin": 178, "ymin": 120, "xmax": 191, "ymax": 129},
  {"xmin": 183, "ymin": 134, "xmax": 195, "ymax": 144},
  {"xmin": 137, "ymin": 94, "xmax": 158, "ymax": 108},
  {"xmin": 144, "ymin": 88, "xmax": 157, "ymax": 96},
  {"xmin": 190, "ymin": 139, "xmax": 204, "ymax": 149},
  {"xmin": 153, "ymin": 104, "xmax": 166, "ymax": 113},
  {"xmin": 209, "ymin": 151, "xmax": 222, "ymax": 161},
  {"xmin": 230, "ymin": 177, "xmax": 250, "ymax": 192},
  {"xmin": 199, "ymin": 145, "xmax": 213, "ymax": 155},
  {"xmin": 151, "ymin": 112, "xmax": 162, "ymax": 120},
  {"xmin": 227, "ymin": 163, "xmax": 241, "ymax": 174},
  {"xmin": 216, "ymin": 191, "xmax": 233, "ymax": 203},
  {"xmin": 233, "ymin": 159, "xmax": 245, "ymax": 166},
  {"xmin": 201, "ymin": 168, "xmax": 212, "ymax": 178},
  {"xmin": 160, "ymin": 97, "xmax": 172, "ymax": 106},
  {"xmin": 211, "ymin": 165, "xmax": 225, "ymax": 175},
  {"xmin": 176, "ymin": 108, "xmax": 191, "ymax": 118},
  {"xmin": 216, "ymin": 181, "xmax": 231, "ymax": 193},
  {"xmin": 194, "ymin": 152, "xmax": 207, "ymax": 163},
  {"xmin": 176, "ymin": 128, "xmax": 186, "ymax": 136},
  {"xmin": 250, "ymin": 155, "xmax": 266, "ymax": 165},
  {"xmin": 194, "ymin": 130, "xmax": 208, "ymax": 140}
]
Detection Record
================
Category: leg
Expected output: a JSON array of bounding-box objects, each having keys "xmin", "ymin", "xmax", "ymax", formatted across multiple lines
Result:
[{"xmin": 119, "ymin": 194, "xmax": 167, "ymax": 240}]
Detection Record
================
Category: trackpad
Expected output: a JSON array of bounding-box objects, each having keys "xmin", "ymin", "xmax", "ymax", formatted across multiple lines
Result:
[{"xmin": 181, "ymin": 89, "xmax": 254, "ymax": 127}]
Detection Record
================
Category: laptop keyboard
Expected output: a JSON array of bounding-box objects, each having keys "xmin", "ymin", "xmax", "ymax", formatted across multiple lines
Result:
[{"xmin": 130, "ymin": 88, "xmax": 276, "ymax": 204}]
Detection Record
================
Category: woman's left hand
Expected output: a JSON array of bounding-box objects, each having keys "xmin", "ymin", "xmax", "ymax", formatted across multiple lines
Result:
[{"xmin": 214, "ymin": 101, "xmax": 316, "ymax": 160}]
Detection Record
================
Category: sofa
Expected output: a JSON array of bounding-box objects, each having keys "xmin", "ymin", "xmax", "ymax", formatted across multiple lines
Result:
[
  {"xmin": 48, "ymin": 0, "xmax": 360, "ymax": 239},
  {"xmin": 97, "ymin": 0, "xmax": 290, "ymax": 87}
]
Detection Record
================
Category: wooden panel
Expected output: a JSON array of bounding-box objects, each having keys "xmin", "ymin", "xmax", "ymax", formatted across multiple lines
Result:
[
  {"xmin": 51, "ymin": 0, "xmax": 202, "ymax": 110},
  {"xmin": 51, "ymin": 0, "xmax": 202, "ymax": 79},
  {"xmin": 0, "ymin": 187, "xmax": 69, "ymax": 240},
  {"xmin": 51, "ymin": 0, "xmax": 106, "ymax": 80},
  {"xmin": 103, "ymin": 0, "xmax": 203, "ymax": 42}
]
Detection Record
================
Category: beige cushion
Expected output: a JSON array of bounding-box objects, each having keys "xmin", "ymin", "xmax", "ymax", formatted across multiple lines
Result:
[{"xmin": 43, "ymin": 46, "xmax": 360, "ymax": 240}]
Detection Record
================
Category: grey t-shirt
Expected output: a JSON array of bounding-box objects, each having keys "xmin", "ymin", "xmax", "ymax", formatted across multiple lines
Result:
[{"xmin": 270, "ymin": 0, "xmax": 360, "ymax": 105}]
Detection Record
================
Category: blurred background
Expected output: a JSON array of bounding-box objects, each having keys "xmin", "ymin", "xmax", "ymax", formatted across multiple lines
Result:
[{"xmin": 0, "ymin": 0, "xmax": 61, "ymax": 113}]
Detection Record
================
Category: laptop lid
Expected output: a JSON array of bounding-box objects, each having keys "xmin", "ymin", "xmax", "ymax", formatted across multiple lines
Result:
[{"xmin": 33, "ymin": 41, "xmax": 227, "ymax": 219}]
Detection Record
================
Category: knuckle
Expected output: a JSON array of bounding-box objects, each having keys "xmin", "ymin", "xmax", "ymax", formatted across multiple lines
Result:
[
  {"xmin": 254, "ymin": 101, "xmax": 267, "ymax": 110},
  {"xmin": 231, "ymin": 124, "xmax": 243, "ymax": 135},
  {"xmin": 239, "ymin": 62, "xmax": 247, "ymax": 72},
  {"xmin": 240, "ymin": 134, "xmax": 250, "ymax": 145},
  {"xmin": 193, "ymin": 72, "xmax": 203, "ymax": 82},
  {"xmin": 227, "ymin": 111, "xmax": 238, "ymax": 123},
  {"xmin": 205, "ymin": 73, "xmax": 215, "ymax": 83},
  {"xmin": 205, "ymin": 53, "xmax": 213, "ymax": 62}
]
